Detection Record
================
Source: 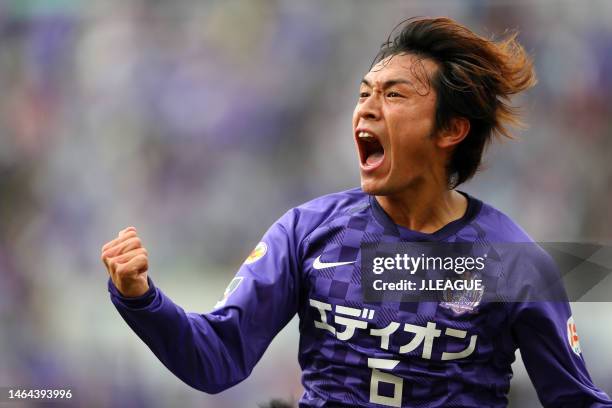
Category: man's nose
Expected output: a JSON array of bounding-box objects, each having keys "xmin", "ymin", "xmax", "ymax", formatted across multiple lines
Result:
[{"xmin": 356, "ymin": 94, "xmax": 382, "ymax": 120}]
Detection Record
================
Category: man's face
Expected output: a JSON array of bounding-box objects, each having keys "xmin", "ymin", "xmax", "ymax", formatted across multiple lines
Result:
[{"xmin": 352, "ymin": 53, "xmax": 442, "ymax": 195}]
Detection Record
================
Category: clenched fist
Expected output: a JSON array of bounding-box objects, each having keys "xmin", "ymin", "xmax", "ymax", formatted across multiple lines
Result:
[{"xmin": 101, "ymin": 226, "xmax": 149, "ymax": 297}]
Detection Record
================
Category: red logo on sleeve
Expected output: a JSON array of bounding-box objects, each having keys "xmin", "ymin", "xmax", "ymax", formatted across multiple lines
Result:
[{"xmin": 567, "ymin": 316, "xmax": 581, "ymax": 356}]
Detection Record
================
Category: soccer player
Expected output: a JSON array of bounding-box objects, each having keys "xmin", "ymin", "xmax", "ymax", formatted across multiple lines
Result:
[{"xmin": 101, "ymin": 17, "xmax": 612, "ymax": 407}]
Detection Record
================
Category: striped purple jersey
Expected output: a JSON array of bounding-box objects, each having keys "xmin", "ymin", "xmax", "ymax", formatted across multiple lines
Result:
[{"xmin": 108, "ymin": 188, "xmax": 611, "ymax": 407}]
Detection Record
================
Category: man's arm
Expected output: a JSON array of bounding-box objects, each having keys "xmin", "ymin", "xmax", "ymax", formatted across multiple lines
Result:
[
  {"xmin": 509, "ymin": 249, "xmax": 612, "ymax": 407},
  {"xmin": 512, "ymin": 300, "xmax": 611, "ymax": 407},
  {"xmin": 101, "ymin": 214, "xmax": 301, "ymax": 394}
]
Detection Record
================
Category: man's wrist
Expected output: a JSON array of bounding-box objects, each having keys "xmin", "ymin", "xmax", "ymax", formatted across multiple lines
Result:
[{"xmin": 108, "ymin": 276, "xmax": 157, "ymax": 309}]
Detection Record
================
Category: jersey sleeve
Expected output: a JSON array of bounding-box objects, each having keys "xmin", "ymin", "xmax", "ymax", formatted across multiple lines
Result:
[
  {"xmin": 107, "ymin": 210, "xmax": 301, "ymax": 394},
  {"xmin": 510, "ymin": 251, "xmax": 612, "ymax": 407}
]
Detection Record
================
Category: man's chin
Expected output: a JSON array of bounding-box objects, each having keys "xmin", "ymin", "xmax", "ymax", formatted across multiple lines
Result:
[{"xmin": 360, "ymin": 179, "xmax": 390, "ymax": 196}]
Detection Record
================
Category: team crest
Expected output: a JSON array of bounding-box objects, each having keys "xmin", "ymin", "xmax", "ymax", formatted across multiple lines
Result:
[
  {"xmin": 567, "ymin": 316, "xmax": 581, "ymax": 355},
  {"xmin": 214, "ymin": 277, "xmax": 244, "ymax": 308},
  {"xmin": 439, "ymin": 272, "xmax": 484, "ymax": 315},
  {"xmin": 244, "ymin": 242, "xmax": 267, "ymax": 264}
]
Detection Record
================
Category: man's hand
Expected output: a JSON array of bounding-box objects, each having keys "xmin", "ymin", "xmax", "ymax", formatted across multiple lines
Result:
[{"xmin": 101, "ymin": 226, "xmax": 149, "ymax": 297}]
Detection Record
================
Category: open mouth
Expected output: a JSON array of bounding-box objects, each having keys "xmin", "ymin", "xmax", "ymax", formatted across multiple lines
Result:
[{"xmin": 356, "ymin": 130, "xmax": 385, "ymax": 170}]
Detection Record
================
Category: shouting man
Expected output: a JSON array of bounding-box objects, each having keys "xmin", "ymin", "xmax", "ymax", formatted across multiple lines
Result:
[{"xmin": 101, "ymin": 17, "xmax": 611, "ymax": 407}]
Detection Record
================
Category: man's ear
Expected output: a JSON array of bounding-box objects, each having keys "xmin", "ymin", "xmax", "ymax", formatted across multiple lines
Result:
[{"xmin": 436, "ymin": 117, "xmax": 470, "ymax": 149}]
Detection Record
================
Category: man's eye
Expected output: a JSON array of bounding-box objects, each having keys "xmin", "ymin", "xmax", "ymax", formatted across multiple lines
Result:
[
  {"xmin": 387, "ymin": 91, "xmax": 401, "ymax": 97},
  {"xmin": 359, "ymin": 92, "xmax": 370, "ymax": 98}
]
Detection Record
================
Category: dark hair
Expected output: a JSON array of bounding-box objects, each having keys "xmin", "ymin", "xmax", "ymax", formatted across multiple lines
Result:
[{"xmin": 373, "ymin": 17, "xmax": 537, "ymax": 187}]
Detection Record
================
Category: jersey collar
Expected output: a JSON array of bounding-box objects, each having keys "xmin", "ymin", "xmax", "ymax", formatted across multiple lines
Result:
[{"xmin": 368, "ymin": 191, "xmax": 483, "ymax": 242}]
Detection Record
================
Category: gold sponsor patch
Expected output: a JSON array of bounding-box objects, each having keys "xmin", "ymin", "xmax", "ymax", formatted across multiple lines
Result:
[{"xmin": 244, "ymin": 241, "xmax": 267, "ymax": 264}]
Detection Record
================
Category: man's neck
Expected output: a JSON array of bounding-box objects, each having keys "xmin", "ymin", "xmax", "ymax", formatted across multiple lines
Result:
[{"xmin": 375, "ymin": 186, "xmax": 468, "ymax": 234}]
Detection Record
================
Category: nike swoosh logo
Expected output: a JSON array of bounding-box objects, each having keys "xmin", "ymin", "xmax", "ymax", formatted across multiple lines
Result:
[{"xmin": 312, "ymin": 255, "xmax": 356, "ymax": 270}]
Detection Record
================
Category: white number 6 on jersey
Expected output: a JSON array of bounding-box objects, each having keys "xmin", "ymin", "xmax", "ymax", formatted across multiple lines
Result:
[{"xmin": 368, "ymin": 358, "xmax": 403, "ymax": 407}]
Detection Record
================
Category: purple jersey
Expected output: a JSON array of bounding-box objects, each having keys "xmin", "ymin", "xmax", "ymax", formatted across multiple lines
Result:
[{"xmin": 108, "ymin": 188, "xmax": 611, "ymax": 407}]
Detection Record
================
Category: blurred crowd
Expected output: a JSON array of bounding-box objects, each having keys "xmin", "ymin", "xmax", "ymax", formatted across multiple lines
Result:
[{"xmin": 1, "ymin": 1, "xmax": 610, "ymax": 407}]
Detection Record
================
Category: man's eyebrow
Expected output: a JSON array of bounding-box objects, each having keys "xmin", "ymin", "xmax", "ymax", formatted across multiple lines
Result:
[{"xmin": 360, "ymin": 78, "xmax": 414, "ymax": 89}]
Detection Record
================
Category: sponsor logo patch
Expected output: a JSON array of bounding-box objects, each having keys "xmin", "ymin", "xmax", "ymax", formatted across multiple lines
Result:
[
  {"xmin": 567, "ymin": 316, "xmax": 581, "ymax": 355},
  {"xmin": 244, "ymin": 242, "xmax": 267, "ymax": 265},
  {"xmin": 214, "ymin": 277, "xmax": 244, "ymax": 308}
]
